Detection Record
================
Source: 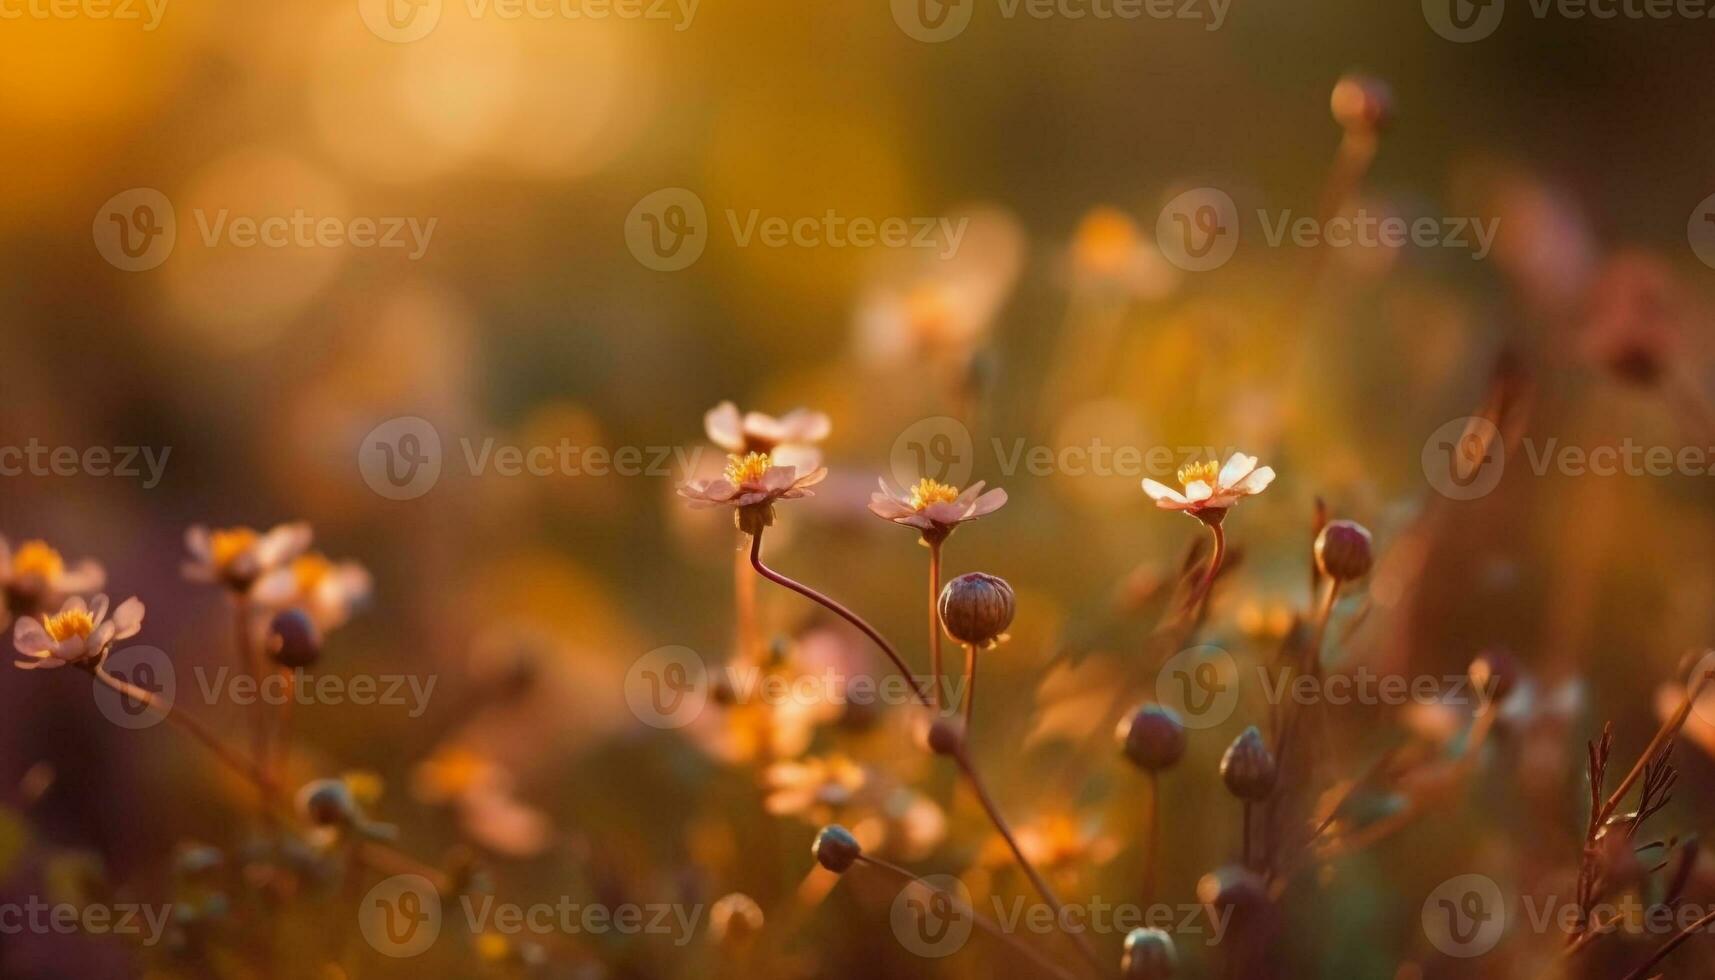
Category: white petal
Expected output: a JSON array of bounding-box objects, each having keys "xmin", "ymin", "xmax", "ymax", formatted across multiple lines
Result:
[
  {"xmin": 703, "ymin": 402, "xmax": 744, "ymax": 451},
  {"xmin": 110, "ymin": 597, "xmax": 145, "ymax": 639},
  {"xmin": 56, "ymin": 560, "xmax": 105, "ymax": 593},
  {"xmin": 1183, "ymin": 480, "xmax": 1214, "ymax": 502},
  {"xmin": 1232, "ymin": 466, "xmax": 1275, "ymax": 495},
  {"xmin": 1218, "ymin": 453, "xmax": 1258, "ymax": 489},
  {"xmin": 251, "ymin": 568, "xmax": 298, "ymax": 606},
  {"xmin": 184, "ymin": 525, "xmax": 211, "ymax": 561},
  {"xmin": 88, "ymin": 594, "xmax": 111, "ymax": 626},
  {"xmin": 1141, "ymin": 479, "xmax": 1186, "ymax": 504},
  {"xmin": 13, "ymin": 618, "xmax": 51, "ymax": 656}
]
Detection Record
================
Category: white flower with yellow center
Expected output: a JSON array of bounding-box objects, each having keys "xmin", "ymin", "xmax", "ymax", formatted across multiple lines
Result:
[
  {"xmin": 678, "ymin": 452, "xmax": 828, "ymax": 512},
  {"xmin": 703, "ymin": 401, "xmax": 830, "ymax": 474},
  {"xmin": 868, "ymin": 477, "xmax": 1007, "ymax": 542},
  {"xmin": 252, "ymin": 551, "xmax": 372, "ymax": 631},
  {"xmin": 1142, "ymin": 453, "xmax": 1275, "ymax": 516},
  {"xmin": 0, "ymin": 536, "xmax": 105, "ymax": 630},
  {"xmin": 182, "ymin": 522, "xmax": 312, "ymax": 592},
  {"xmin": 14, "ymin": 594, "xmax": 144, "ymax": 670}
]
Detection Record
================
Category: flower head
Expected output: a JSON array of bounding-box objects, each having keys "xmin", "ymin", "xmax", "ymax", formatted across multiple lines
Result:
[
  {"xmin": 252, "ymin": 551, "xmax": 371, "ymax": 631},
  {"xmin": 868, "ymin": 478, "xmax": 1007, "ymax": 544},
  {"xmin": 0, "ymin": 536, "xmax": 105, "ymax": 630},
  {"xmin": 14, "ymin": 594, "xmax": 144, "ymax": 670},
  {"xmin": 704, "ymin": 401, "xmax": 830, "ymax": 472},
  {"xmin": 678, "ymin": 453, "xmax": 827, "ymax": 534},
  {"xmin": 183, "ymin": 522, "xmax": 312, "ymax": 593},
  {"xmin": 1142, "ymin": 453, "xmax": 1275, "ymax": 521}
]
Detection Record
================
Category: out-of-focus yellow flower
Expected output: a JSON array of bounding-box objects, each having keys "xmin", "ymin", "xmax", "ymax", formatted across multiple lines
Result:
[
  {"xmin": 183, "ymin": 522, "xmax": 312, "ymax": 594},
  {"xmin": 0, "ymin": 536, "xmax": 104, "ymax": 631}
]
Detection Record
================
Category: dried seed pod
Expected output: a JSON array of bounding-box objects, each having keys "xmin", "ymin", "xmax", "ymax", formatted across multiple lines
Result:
[
  {"xmin": 812, "ymin": 825, "xmax": 862, "ymax": 874},
  {"xmin": 266, "ymin": 608, "xmax": 322, "ymax": 669},
  {"xmin": 1122, "ymin": 927, "xmax": 1178, "ymax": 980},
  {"xmin": 1219, "ymin": 726, "xmax": 1277, "ymax": 801},
  {"xmin": 938, "ymin": 573, "xmax": 1015, "ymax": 647},
  {"xmin": 1313, "ymin": 520, "xmax": 1373, "ymax": 582},
  {"xmin": 1119, "ymin": 705, "xmax": 1187, "ymax": 772}
]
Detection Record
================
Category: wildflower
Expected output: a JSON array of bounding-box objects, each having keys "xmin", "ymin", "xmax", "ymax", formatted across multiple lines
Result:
[
  {"xmin": 1118, "ymin": 705, "xmax": 1187, "ymax": 772},
  {"xmin": 1142, "ymin": 453, "xmax": 1275, "ymax": 524},
  {"xmin": 704, "ymin": 401, "xmax": 830, "ymax": 473},
  {"xmin": 0, "ymin": 537, "xmax": 104, "ymax": 631},
  {"xmin": 1314, "ymin": 520, "xmax": 1374, "ymax": 582},
  {"xmin": 1219, "ymin": 726, "xmax": 1277, "ymax": 801},
  {"xmin": 868, "ymin": 478, "xmax": 1007, "ymax": 544},
  {"xmin": 763, "ymin": 755, "xmax": 867, "ymax": 821},
  {"xmin": 13, "ymin": 594, "xmax": 144, "ymax": 670},
  {"xmin": 812, "ymin": 824, "xmax": 862, "ymax": 873},
  {"xmin": 938, "ymin": 573, "xmax": 1015, "ymax": 648},
  {"xmin": 1122, "ymin": 927, "xmax": 1179, "ymax": 980},
  {"xmin": 182, "ymin": 523, "xmax": 311, "ymax": 593},
  {"xmin": 252, "ymin": 552, "xmax": 371, "ymax": 631},
  {"xmin": 678, "ymin": 453, "xmax": 827, "ymax": 535}
]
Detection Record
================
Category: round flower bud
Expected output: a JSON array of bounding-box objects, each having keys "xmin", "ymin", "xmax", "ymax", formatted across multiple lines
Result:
[
  {"xmin": 924, "ymin": 717, "xmax": 964, "ymax": 757},
  {"xmin": 297, "ymin": 779, "xmax": 358, "ymax": 827},
  {"xmin": 1219, "ymin": 726, "xmax": 1277, "ymax": 801},
  {"xmin": 1314, "ymin": 520, "xmax": 1373, "ymax": 582},
  {"xmin": 1330, "ymin": 74, "xmax": 1393, "ymax": 132},
  {"xmin": 1122, "ymin": 927, "xmax": 1178, "ymax": 980},
  {"xmin": 266, "ymin": 608, "xmax": 322, "ymax": 670},
  {"xmin": 1468, "ymin": 648, "xmax": 1521, "ymax": 704},
  {"xmin": 812, "ymin": 825, "xmax": 862, "ymax": 874},
  {"xmin": 1196, "ymin": 865, "xmax": 1268, "ymax": 921},
  {"xmin": 1118, "ymin": 705, "xmax": 1187, "ymax": 772},
  {"xmin": 938, "ymin": 573, "xmax": 1016, "ymax": 647}
]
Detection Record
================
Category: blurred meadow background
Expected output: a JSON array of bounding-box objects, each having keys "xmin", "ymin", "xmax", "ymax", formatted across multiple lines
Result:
[{"xmin": 3, "ymin": 0, "xmax": 1715, "ymax": 977}]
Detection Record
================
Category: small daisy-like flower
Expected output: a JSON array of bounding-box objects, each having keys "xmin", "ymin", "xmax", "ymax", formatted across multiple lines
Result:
[
  {"xmin": 868, "ymin": 478, "xmax": 1006, "ymax": 544},
  {"xmin": 183, "ymin": 522, "xmax": 312, "ymax": 593},
  {"xmin": 252, "ymin": 552, "xmax": 371, "ymax": 631},
  {"xmin": 0, "ymin": 536, "xmax": 105, "ymax": 631},
  {"xmin": 704, "ymin": 401, "xmax": 830, "ymax": 473},
  {"xmin": 14, "ymin": 594, "xmax": 144, "ymax": 670},
  {"xmin": 1142, "ymin": 453, "xmax": 1275, "ymax": 522},
  {"xmin": 763, "ymin": 755, "xmax": 869, "ymax": 822},
  {"xmin": 678, "ymin": 452, "xmax": 827, "ymax": 533}
]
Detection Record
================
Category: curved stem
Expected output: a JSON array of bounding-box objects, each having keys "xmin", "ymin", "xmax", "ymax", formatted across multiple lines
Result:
[
  {"xmin": 951, "ymin": 745, "xmax": 1106, "ymax": 977},
  {"xmin": 1597, "ymin": 660, "xmax": 1714, "ymax": 827},
  {"xmin": 1620, "ymin": 906, "xmax": 1715, "ymax": 980},
  {"xmin": 855, "ymin": 855, "xmax": 1081, "ymax": 980},
  {"xmin": 928, "ymin": 540, "xmax": 944, "ymax": 712},
  {"xmin": 1185, "ymin": 522, "xmax": 1226, "ymax": 615},
  {"xmin": 92, "ymin": 666, "xmax": 273, "ymax": 791},
  {"xmin": 748, "ymin": 530, "xmax": 929, "ymax": 706}
]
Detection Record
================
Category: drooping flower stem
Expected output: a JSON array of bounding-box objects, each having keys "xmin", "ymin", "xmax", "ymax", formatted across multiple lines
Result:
[
  {"xmin": 928, "ymin": 539, "xmax": 945, "ymax": 711},
  {"xmin": 949, "ymin": 742, "xmax": 1106, "ymax": 977},
  {"xmin": 748, "ymin": 530, "xmax": 929, "ymax": 706},
  {"xmin": 1185, "ymin": 521, "xmax": 1226, "ymax": 615},
  {"xmin": 853, "ymin": 854, "xmax": 1080, "ymax": 980}
]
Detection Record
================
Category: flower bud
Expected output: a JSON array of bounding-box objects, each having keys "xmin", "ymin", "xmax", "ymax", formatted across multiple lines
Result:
[
  {"xmin": 1196, "ymin": 865, "xmax": 1268, "ymax": 921},
  {"xmin": 1469, "ymin": 648, "xmax": 1521, "ymax": 704},
  {"xmin": 938, "ymin": 573, "xmax": 1015, "ymax": 647},
  {"xmin": 1122, "ymin": 927, "xmax": 1178, "ymax": 980},
  {"xmin": 266, "ymin": 608, "xmax": 322, "ymax": 670},
  {"xmin": 297, "ymin": 779, "xmax": 358, "ymax": 827},
  {"xmin": 1219, "ymin": 726, "xmax": 1277, "ymax": 801},
  {"xmin": 1118, "ymin": 705, "xmax": 1187, "ymax": 772},
  {"xmin": 812, "ymin": 825, "xmax": 862, "ymax": 873},
  {"xmin": 924, "ymin": 717, "xmax": 964, "ymax": 757},
  {"xmin": 1314, "ymin": 520, "xmax": 1373, "ymax": 582},
  {"xmin": 1330, "ymin": 74, "xmax": 1393, "ymax": 132}
]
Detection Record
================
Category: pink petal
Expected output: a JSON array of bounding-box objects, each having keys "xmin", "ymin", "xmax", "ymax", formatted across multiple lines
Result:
[
  {"xmin": 184, "ymin": 525, "xmax": 211, "ymax": 561},
  {"xmin": 777, "ymin": 409, "xmax": 831, "ymax": 444},
  {"xmin": 56, "ymin": 560, "xmax": 104, "ymax": 593},
  {"xmin": 87, "ymin": 594, "xmax": 110, "ymax": 626},
  {"xmin": 869, "ymin": 495, "xmax": 915, "ymax": 520},
  {"xmin": 792, "ymin": 467, "xmax": 829, "ymax": 489},
  {"xmin": 967, "ymin": 488, "xmax": 1008, "ymax": 518},
  {"xmin": 110, "ymin": 597, "xmax": 145, "ymax": 639},
  {"xmin": 13, "ymin": 618, "xmax": 51, "ymax": 656},
  {"xmin": 704, "ymin": 401, "xmax": 744, "ymax": 451}
]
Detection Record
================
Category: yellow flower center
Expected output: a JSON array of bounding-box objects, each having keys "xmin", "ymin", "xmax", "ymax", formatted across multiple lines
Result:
[
  {"xmin": 1176, "ymin": 460, "xmax": 1220, "ymax": 490},
  {"xmin": 11, "ymin": 541, "xmax": 65, "ymax": 582},
  {"xmin": 209, "ymin": 528, "xmax": 259, "ymax": 569},
  {"xmin": 1074, "ymin": 207, "xmax": 1138, "ymax": 275},
  {"xmin": 293, "ymin": 553, "xmax": 333, "ymax": 593},
  {"xmin": 906, "ymin": 281, "xmax": 956, "ymax": 342},
  {"xmin": 908, "ymin": 479, "xmax": 961, "ymax": 511},
  {"xmin": 724, "ymin": 452, "xmax": 773, "ymax": 486},
  {"xmin": 44, "ymin": 609, "xmax": 95, "ymax": 642}
]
